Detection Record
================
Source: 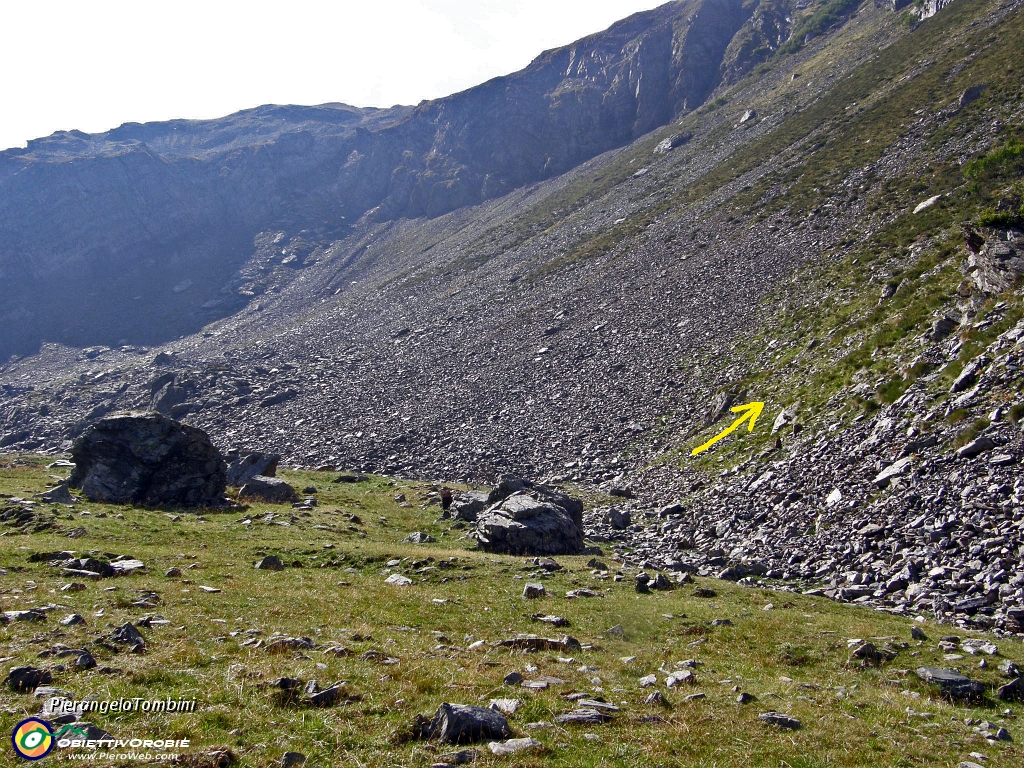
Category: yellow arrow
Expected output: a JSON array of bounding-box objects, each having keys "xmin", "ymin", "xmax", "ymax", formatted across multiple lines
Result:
[{"xmin": 691, "ymin": 401, "xmax": 764, "ymax": 457}]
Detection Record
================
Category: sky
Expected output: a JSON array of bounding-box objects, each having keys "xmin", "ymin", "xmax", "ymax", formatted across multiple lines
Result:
[{"xmin": 1, "ymin": 0, "xmax": 666, "ymax": 151}]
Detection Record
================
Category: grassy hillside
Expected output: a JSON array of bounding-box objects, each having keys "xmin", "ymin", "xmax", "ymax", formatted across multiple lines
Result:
[{"xmin": 2, "ymin": 459, "xmax": 1023, "ymax": 767}]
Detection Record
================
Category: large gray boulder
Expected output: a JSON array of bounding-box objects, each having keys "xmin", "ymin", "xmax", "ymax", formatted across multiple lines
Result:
[
  {"xmin": 475, "ymin": 491, "xmax": 584, "ymax": 556},
  {"xmin": 68, "ymin": 413, "xmax": 226, "ymax": 507},
  {"xmin": 226, "ymin": 452, "xmax": 280, "ymax": 487}
]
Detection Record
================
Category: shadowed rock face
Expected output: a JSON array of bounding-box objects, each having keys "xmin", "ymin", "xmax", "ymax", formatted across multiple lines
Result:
[
  {"xmin": 0, "ymin": 0, "xmax": 774, "ymax": 358},
  {"xmin": 68, "ymin": 413, "xmax": 226, "ymax": 507}
]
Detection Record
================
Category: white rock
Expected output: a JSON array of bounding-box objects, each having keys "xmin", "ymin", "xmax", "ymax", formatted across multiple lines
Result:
[
  {"xmin": 384, "ymin": 574, "xmax": 412, "ymax": 586},
  {"xmin": 913, "ymin": 195, "xmax": 941, "ymax": 214},
  {"xmin": 488, "ymin": 737, "xmax": 542, "ymax": 756}
]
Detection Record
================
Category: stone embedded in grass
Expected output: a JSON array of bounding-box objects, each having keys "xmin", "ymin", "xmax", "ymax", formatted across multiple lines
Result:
[
  {"xmin": 503, "ymin": 672, "xmax": 524, "ymax": 686},
  {"xmin": 665, "ymin": 670, "xmax": 695, "ymax": 687},
  {"xmin": 3, "ymin": 608, "xmax": 47, "ymax": 622},
  {"xmin": 640, "ymin": 675, "xmax": 657, "ymax": 688},
  {"xmin": 438, "ymin": 748, "xmax": 479, "ymax": 765},
  {"xmin": 915, "ymin": 666, "xmax": 985, "ymax": 701},
  {"xmin": 75, "ymin": 651, "xmax": 97, "ymax": 670},
  {"xmin": 527, "ymin": 614, "xmax": 569, "ymax": 627},
  {"xmin": 429, "ymin": 703, "xmax": 513, "ymax": 744},
  {"xmin": 109, "ymin": 622, "xmax": 145, "ymax": 649},
  {"xmin": 759, "ymin": 711, "xmax": 801, "ymax": 729},
  {"xmin": 6, "ymin": 666, "xmax": 53, "ymax": 692},
  {"xmin": 522, "ymin": 582, "xmax": 545, "ymax": 599},
  {"xmin": 59, "ymin": 613, "xmax": 86, "ymax": 626},
  {"xmin": 488, "ymin": 737, "xmax": 542, "ymax": 756},
  {"xmin": 264, "ymin": 636, "xmax": 316, "ymax": 654},
  {"xmin": 239, "ymin": 475, "xmax": 298, "ymax": 503},
  {"xmin": 406, "ymin": 531, "xmax": 436, "ymax": 544},
  {"xmin": 554, "ymin": 708, "xmax": 613, "ymax": 725},
  {"xmin": 961, "ymin": 639, "xmax": 998, "ymax": 656},
  {"xmin": 566, "ymin": 588, "xmax": 601, "ymax": 599},
  {"xmin": 255, "ymin": 555, "xmax": 285, "ymax": 571},
  {"xmin": 645, "ymin": 690, "xmax": 667, "ymax": 706},
  {"xmin": 488, "ymin": 698, "xmax": 521, "ymax": 715},
  {"xmin": 997, "ymin": 677, "xmax": 1023, "ymax": 701},
  {"xmin": 385, "ymin": 574, "xmax": 413, "ymax": 586},
  {"xmin": 497, "ymin": 634, "xmax": 581, "ymax": 652},
  {"xmin": 280, "ymin": 752, "xmax": 306, "ymax": 767},
  {"xmin": 693, "ymin": 587, "xmax": 716, "ymax": 598}
]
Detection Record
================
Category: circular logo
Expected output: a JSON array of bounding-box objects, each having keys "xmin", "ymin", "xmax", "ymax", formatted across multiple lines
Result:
[{"xmin": 11, "ymin": 718, "xmax": 54, "ymax": 761}]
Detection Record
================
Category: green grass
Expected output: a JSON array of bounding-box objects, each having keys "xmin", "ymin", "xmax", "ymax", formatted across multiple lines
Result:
[{"xmin": 2, "ymin": 458, "xmax": 1024, "ymax": 767}]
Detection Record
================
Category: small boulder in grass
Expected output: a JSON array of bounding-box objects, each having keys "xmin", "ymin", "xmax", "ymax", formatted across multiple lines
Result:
[
  {"xmin": 522, "ymin": 582, "xmax": 545, "ymax": 599},
  {"xmin": 429, "ymin": 703, "xmax": 513, "ymax": 744},
  {"xmin": 6, "ymin": 666, "xmax": 53, "ymax": 692},
  {"xmin": 759, "ymin": 711, "xmax": 801, "ymax": 729}
]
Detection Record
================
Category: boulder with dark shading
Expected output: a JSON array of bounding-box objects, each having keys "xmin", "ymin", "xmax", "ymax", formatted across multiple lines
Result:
[
  {"xmin": 475, "ymin": 493, "xmax": 584, "ymax": 556},
  {"xmin": 226, "ymin": 452, "xmax": 280, "ymax": 487},
  {"xmin": 238, "ymin": 476, "xmax": 299, "ymax": 503},
  {"xmin": 916, "ymin": 666, "xmax": 986, "ymax": 700},
  {"xmin": 6, "ymin": 666, "xmax": 53, "ymax": 692},
  {"xmin": 429, "ymin": 703, "xmax": 512, "ymax": 744},
  {"xmin": 68, "ymin": 413, "xmax": 226, "ymax": 507}
]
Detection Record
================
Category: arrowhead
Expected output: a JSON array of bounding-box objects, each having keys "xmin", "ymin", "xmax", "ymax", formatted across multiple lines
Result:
[{"xmin": 730, "ymin": 401, "xmax": 764, "ymax": 432}]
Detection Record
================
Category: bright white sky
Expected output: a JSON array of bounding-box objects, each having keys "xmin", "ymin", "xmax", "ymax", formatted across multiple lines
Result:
[{"xmin": 1, "ymin": 0, "xmax": 665, "ymax": 151}]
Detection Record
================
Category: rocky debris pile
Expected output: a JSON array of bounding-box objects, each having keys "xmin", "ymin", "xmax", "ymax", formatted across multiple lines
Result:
[
  {"xmin": 575, "ymin": 314, "xmax": 1024, "ymax": 632},
  {"xmin": 474, "ymin": 477, "xmax": 584, "ymax": 556},
  {"xmin": 30, "ymin": 551, "xmax": 145, "ymax": 580},
  {"xmin": 68, "ymin": 413, "xmax": 226, "ymax": 507}
]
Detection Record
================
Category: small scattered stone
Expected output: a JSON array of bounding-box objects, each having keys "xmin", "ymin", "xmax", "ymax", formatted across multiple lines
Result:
[
  {"xmin": 522, "ymin": 582, "xmax": 545, "ymax": 599},
  {"xmin": 488, "ymin": 737, "xmax": 542, "ymax": 756},
  {"xmin": 759, "ymin": 711, "xmax": 801, "ymax": 729}
]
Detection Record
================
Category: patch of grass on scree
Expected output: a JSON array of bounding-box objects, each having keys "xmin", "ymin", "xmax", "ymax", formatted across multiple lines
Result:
[{"xmin": 1, "ymin": 456, "xmax": 1022, "ymax": 767}]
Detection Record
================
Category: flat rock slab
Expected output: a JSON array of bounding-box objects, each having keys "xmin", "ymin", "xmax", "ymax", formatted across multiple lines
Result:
[
  {"xmin": 554, "ymin": 708, "xmax": 613, "ymax": 725},
  {"xmin": 759, "ymin": 711, "xmax": 801, "ymax": 729},
  {"xmin": 915, "ymin": 667, "xmax": 985, "ymax": 700},
  {"xmin": 489, "ymin": 698, "xmax": 521, "ymax": 715},
  {"xmin": 488, "ymin": 737, "xmax": 542, "ymax": 756}
]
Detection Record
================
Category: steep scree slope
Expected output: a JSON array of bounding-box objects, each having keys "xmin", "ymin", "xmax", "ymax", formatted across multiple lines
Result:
[{"xmin": 1, "ymin": 0, "xmax": 780, "ymax": 359}]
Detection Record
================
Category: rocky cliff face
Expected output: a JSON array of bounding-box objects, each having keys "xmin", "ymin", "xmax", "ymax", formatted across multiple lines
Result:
[{"xmin": 0, "ymin": 0, "xmax": 796, "ymax": 359}]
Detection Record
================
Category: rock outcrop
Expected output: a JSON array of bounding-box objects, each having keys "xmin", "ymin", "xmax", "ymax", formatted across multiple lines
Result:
[{"xmin": 68, "ymin": 413, "xmax": 226, "ymax": 507}]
